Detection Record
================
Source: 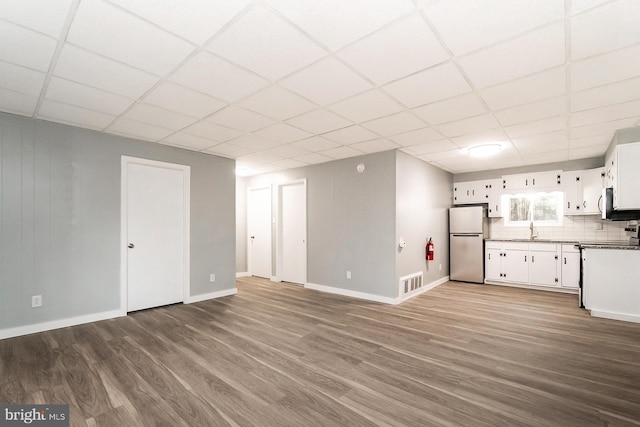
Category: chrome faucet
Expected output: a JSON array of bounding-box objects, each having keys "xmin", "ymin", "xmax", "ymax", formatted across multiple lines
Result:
[{"xmin": 529, "ymin": 221, "xmax": 538, "ymax": 240}]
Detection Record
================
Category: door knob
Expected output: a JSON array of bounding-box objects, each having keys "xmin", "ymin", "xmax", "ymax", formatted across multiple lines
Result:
[{"xmin": 128, "ymin": 243, "xmax": 135, "ymax": 248}]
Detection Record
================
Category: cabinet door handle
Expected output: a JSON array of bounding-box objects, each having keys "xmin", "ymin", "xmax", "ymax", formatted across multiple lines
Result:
[
  {"xmin": 488, "ymin": 253, "xmax": 491, "ymax": 260},
  {"xmin": 533, "ymin": 178, "xmax": 536, "ymax": 185},
  {"xmin": 472, "ymin": 190, "xmax": 475, "ymax": 195},
  {"xmin": 583, "ymin": 201, "xmax": 587, "ymax": 208},
  {"xmin": 525, "ymin": 255, "xmax": 527, "ymax": 262},
  {"xmin": 526, "ymin": 179, "xmax": 528, "ymax": 186},
  {"xmin": 564, "ymin": 257, "xmax": 567, "ymax": 265},
  {"xmin": 568, "ymin": 202, "xmax": 570, "ymax": 209},
  {"xmin": 532, "ymin": 255, "xmax": 535, "ymax": 263}
]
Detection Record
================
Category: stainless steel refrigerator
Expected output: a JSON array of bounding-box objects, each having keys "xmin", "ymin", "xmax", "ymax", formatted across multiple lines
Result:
[{"xmin": 449, "ymin": 206, "xmax": 487, "ymax": 283}]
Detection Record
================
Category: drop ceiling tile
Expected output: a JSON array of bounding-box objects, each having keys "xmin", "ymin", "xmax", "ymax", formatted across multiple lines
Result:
[
  {"xmin": 511, "ymin": 130, "xmax": 566, "ymax": 147},
  {"xmin": 0, "ymin": 61, "xmax": 46, "ymax": 96},
  {"xmin": 45, "ymin": 77, "xmax": 134, "ymax": 116},
  {"xmin": 0, "ymin": 20, "xmax": 57, "ymax": 72},
  {"xmin": 404, "ymin": 139, "xmax": 458, "ymax": 155},
  {"xmin": 0, "ymin": 87, "xmax": 38, "ymax": 116},
  {"xmin": 53, "ymin": 44, "xmax": 159, "ymax": 98},
  {"xmin": 107, "ymin": 118, "xmax": 174, "ymax": 141},
  {"xmin": 227, "ymin": 134, "xmax": 286, "ymax": 151},
  {"xmin": 236, "ymin": 152, "xmax": 284, "ymax": 165},
  {"xmin": 569, "ymin": 134, "xmax": 611, "ymax": 148},
  {"xmin": 572, "ymin": 0, "xmax": 611, "ymax": 15},
  {"xmin": 570, "ymin": 117, "xmax": 638, "ymax": 139},
  {"xmin": 182, "ymin": 120, "xmax": 243, "ymax": 142},
  {"xmin": 572, "ymin": 76, "xmax": 640, "ymax": 112},
  {"xmin": 495, "ymin": 96, "xmax": 566, "ymax": 126},
  {"xmin": 0, "ymin": 0, "xmax": 73, "ymax": 37},
  {"xmin": 203, "ymin": 143, "xmax": 252, "ymax": 158},
  {"xmin": 38, "ymin": 99, "xmax": 115, "ymax": 130},
  {"xmin": 290, "ymin": 136, "xmax": 342, "ymax": 152},
  {"xmin": 123, "ymin": 103, "xmax": 198, "ymax": 131},
  {"xmin": 570, "ymin": 100, "xmax": 640, "ymax": 127},
  {"xmin": 383, "ymin": 63, "xmax": 471, "ymax": 108},
  {"xmin": 513, "ymin": 139, "xmax": 568, "ymax": 154},
  {"xmin": 350, "ymin": 138, "xmax": 400, "ymax": 154},
  {"xmin": 388, "ymin": 127, "xmax": 445, "ymax": 147},
  {"xmin": 170, "ymin": 52, "xmax": 268, "ymax": 102},
  {"xmin": 327, "ymin": 90, "xmax": 403, "ymax": 123},
  {"xmin": 521, "ymin": 150, "xmax": 569, "ymax": 164},
  {"xmin": 436, "ymin": 114, "xmax": 499, "ymax": 138},
  {"xmin": 239, "ymin": 85, "xmax": 317, "ymax": 121},
  {"xmin": 320, "ymin": 145, "xmax": 364, "ymax": 160},
  {"xmin": 571, "ymin": 44, "xmax": 640, "ymax": 91},
  {"xmin": 504, "ymin": 115, "xmax": 566, "ymax": 139},
  {"xmin": 108, "ymin": 0, "xmax": 252, "ymax": 45},
  {"xmin": 414, "ymin": 93, "xmax": 486, "ymax": 125},
  {"xmin": 269, "ymin": 158, "xmax": 307, "ymax": 169},
  {"xmin": 321, "ymin": 125, "xmax": 379, "ymax": 144},
  {"xmin": 254, "ymin": 123, "xmax": 312, "ymax": 143},
  {"xmin": 161, "ymin": 132, "xmax": 219, "ymax": 151},
  {"xmin": 265, "ymin": 0, "xmax": 415, "ymax": 50},
  {"xmin": 423, "ymin": 148, "xmax": 465, "ymax": 161},
  {"xmin": 142, "ymin": 82, "xmax": 226, "ymax": 119},
  {"xmin": 571, "ymin": 0, "xmax": 640, "ymax": 60},
  {"xmin": 263, "ymin": 144, "xmax": 311, "ymax": 158},
  {"xmin": 425, "ymin": 0, "xmax": 564, "ymax": 55},
  {"xmin": 250, "ymin": 163, "xmax": 286, "ymax": 173},
  {"xmin": 67, "ymin": 0, "xmax": 195, "ymax": 75},
  {"xmin": 280, "ymin": 57, "xmax": 373, "ymax": 105},
  {"xmin": 206, "ymin": 106, "xmax": 275, "ymax": 132},
  {"xmin": 293, "ymin": 152, "xmax": 333, "ymax": 164},
  {"xmin": 361, "ymin": 112, "xmax": 427, "ymax": 136},
  {"xmin": 458, "ymin": 23, "xmax": 565, "ymax": 89},
  {"xmin": 206, "ymin": 4, "xmax": 327, "ymax": 80},
  {"xmin": 286, "ymin": 109, "xmax": 352, "ymax": 134},
  {"xmin": 337, "ymin": 14, "xmax": 449, "ymax": 85},
  {"xmin": 480, "ymin": 66, "xmax": 566, "ymax": 110}
]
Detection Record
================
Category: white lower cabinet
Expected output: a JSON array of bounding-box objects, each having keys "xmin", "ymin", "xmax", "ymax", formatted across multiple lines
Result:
[
  {"xmin": 561, "ymin": 244, "xmax": 580, "ymax": 289},
  {"xmin": 485, "ymin": 241, "xmax": 571, "ymax": 290},
  {"xmin": 529, "ymin": 244, "xmax": 560, "ymax": 287}
]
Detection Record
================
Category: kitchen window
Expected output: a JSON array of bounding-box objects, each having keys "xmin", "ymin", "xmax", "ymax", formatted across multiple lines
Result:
[{"xmin": 503, "ymin": 191, "xmax": 564, "ymax": 226}]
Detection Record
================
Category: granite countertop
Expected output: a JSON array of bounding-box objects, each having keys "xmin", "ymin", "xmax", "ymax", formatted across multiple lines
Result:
[
  {"xmin": 485, "ymin": 238, "xmax": 640, "ymax": 250},
  {"xmin": 486, "ymin": 239, "xmax": 579, "ymax": 244}
]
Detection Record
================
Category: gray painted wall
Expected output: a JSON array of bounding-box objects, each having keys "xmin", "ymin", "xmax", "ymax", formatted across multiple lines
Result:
[
  {"xmin": 0, "ymin": 113, "xmax": 235, "ymax": 331},
  {"xmin": 244, "ymin": 150, "xmax": 397, "ymax": 298},
  {"xmin": 454, "ymin": 157, "xmax": 603, "ymax": 182},
  {"xmin": 396, "ymin": 151, "xmax": 452, "ymax": 287},
  {"xmin": 235, "ymin": 176, "xmax": 247, "ymax": 273}
]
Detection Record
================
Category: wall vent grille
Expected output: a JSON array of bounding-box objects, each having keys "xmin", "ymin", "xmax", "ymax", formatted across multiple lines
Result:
[{"xmin": 399, "ymin": 272, "xmax": 423, "ymax": 298}]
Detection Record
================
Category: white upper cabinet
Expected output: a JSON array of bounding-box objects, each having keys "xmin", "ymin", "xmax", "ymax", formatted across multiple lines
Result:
[
  {"xmin": 609, "ymin": 142, "xmax": 640, "ymax": 210},
  {"xmin": 502, "ymin": 170, "xmax": 562, "ymax": 191},
  {"xmin": 453, "ymin": 179, "xmax": 503, "ymax": 217},
  {"xmin": 562, "ymin": 167, "xmax": 604, "ymax": 216}
]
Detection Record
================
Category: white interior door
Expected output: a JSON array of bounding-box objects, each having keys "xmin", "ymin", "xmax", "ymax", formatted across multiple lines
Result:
[
  {"xmin": 124, "ymin": 158, "xmax": 189, "ymax": 312},
  {"xmin": 279, "ymin": 181, "xmax": 306, "ymax": 285},
  {"xmin": 248, "ymin": 186, "xmax": 272, "ymax": 278}
]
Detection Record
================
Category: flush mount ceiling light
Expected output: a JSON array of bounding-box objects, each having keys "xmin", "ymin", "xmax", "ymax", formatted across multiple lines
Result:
[{"xmin": 467, "ymin": 144, "xmax": 502, "ymax": 158}]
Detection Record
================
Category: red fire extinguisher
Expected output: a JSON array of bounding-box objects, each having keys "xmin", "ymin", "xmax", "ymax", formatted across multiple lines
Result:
[{"xmin": 426, "ymin": 238, "xmax": 435, "ymax": 261}]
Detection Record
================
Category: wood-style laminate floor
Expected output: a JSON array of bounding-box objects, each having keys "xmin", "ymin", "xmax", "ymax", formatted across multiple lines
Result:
[{"xmin": 2, "ymin": 277, "xmax": 640, "ymax": 426}]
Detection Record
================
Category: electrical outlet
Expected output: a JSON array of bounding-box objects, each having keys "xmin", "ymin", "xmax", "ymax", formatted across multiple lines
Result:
[
  {"xmin": 346, "ymin": 271, "xmax": 351, "ymax": 279},
  {"xmin": 209, "ymin": 274, "xmax": 216, "ymax": 283},
  {"xmin": 32, "ymin": 295, "xmax": 42, "ymax": 308}
]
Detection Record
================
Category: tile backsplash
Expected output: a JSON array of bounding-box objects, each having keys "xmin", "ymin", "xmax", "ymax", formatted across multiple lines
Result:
[{"xmin": 489, "ymin": 215, "xmax": 628, "ymax": 242}]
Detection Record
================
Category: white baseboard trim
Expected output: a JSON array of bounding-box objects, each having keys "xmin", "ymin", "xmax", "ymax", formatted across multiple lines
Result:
[
  {"xmin": 400, "ymin": 275, "xmax": 449, "ymax": 303},
  {"xmin": 0, "ymin": 309, "xmax": 125, "ymax": 340},
  {"xmin": 186, "ymin": 288, "xmax": 237, "ymax": 304},
  {"xmin": 235, "ymin": 272, "xmax": 250, "ymax": 278},
  {"xmin": 589, "ymin": 309, "xmax": 640, "ymax": 324},
  {"xmin": 305, "ymin": 283, "xmax": 398, "ymax": 305},
  {"xmin": 270, "ymin": 276, "xmax": 280, "ymax": 283},
  {"xmin": 483, "ymin": 280, "xmax": 579, "ymax": 294}
]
